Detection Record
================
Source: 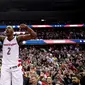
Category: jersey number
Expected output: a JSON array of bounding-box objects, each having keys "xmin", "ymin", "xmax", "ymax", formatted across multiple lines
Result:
[{"xmin": 7, "ymin": 47, "xmax": 11, "ymax": 55}]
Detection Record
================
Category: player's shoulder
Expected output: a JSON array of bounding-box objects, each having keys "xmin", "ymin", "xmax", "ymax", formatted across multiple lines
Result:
[
  {"xmin": 16, "ymin": 35, "xmax": 24, "ymax": 41},
  {"xmin": 15, "ymin": 36, "xmax": 19, "ymax": 41},
  {"xmin": 15, "ymin": 35, "xmax": 23, "ymax": 44},
  {"xmin": 16, "ymin": 35, "xmax": 21, "ymax": 41}
]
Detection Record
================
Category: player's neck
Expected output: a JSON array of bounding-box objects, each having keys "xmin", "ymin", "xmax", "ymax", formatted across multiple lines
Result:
[{"xmin": 7, "ymin": 35, "xmax": 14, "ymax": 41}]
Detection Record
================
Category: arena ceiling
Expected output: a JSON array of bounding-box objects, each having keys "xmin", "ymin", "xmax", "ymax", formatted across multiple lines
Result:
[{"xmin": 0, "ymin": 0, "xmax": 84, "ymax": 23}]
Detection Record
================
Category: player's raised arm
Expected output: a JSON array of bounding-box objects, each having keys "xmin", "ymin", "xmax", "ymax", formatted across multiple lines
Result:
[{"xmin": 18, "ymin": 24, "xmax": 37, "ymax": 41}]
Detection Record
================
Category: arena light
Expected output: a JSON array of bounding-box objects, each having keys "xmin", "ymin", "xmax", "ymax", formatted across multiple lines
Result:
[
  {"xmin": 32, "ymin": 25, "xmax": 52, "ymax": 28},
  {"xmin": 22, "ymin": 41, "xmax": 26, "ymax": 44},
  {"xmin": 41, "ymin": 19, "xmax": 45, "ymax": 21},
  {"xmin": 17, "ymin": 25, "xmax": 20, "ymax": 28},
  {"xmin": 12, "ymin": 26, "xmax": 15, "ymax": 28}
]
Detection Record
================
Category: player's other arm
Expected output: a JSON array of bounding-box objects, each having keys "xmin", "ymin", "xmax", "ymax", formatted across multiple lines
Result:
[{"xmin": 18, "ymin": 24, "xmax": 37, "ymax": 41}]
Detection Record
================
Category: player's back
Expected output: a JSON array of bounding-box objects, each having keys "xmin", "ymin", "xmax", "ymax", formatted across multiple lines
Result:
[{"xmin": 2, "ymin": 36, "xmax": 19, "ymax": 66}]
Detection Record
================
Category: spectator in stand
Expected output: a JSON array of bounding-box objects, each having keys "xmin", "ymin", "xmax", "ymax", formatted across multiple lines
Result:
[
  {"xmin": 29, "ymin": 73, "xmax": 40, "ymax": 85},
  {"xmin": 47, "ymin": 77, "xmax": 53, "ymax": 85}
]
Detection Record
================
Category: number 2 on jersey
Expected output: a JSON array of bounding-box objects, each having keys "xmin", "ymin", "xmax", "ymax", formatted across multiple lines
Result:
[{"xmin": 7, "ymin": 47, "xmax": 11, "ymax": 55}]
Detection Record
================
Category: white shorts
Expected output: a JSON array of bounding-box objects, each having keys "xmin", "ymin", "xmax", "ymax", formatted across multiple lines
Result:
[{"xmin": 0, "ymin": 65, "xmax": 23, "ymax": 85}]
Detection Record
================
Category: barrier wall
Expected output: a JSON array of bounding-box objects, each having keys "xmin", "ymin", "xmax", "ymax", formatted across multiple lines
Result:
[
  {"xmin": 0, "ymin": 39, "xmax": 85, "ymax": 45},
  {"xmin": 0, "ymin": 24, "xmax": 84, "ymax": 28}
]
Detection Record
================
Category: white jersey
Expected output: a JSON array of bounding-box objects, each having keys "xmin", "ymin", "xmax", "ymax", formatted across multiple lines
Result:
[{"xmin": 2, "ymin": 36, "xmax": 19, "ymax": 66}]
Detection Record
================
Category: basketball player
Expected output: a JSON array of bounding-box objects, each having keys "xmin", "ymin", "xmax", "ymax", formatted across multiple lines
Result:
[{"xmin": 0, "ymin": 24, "xmax": 37, "ymax": 85}]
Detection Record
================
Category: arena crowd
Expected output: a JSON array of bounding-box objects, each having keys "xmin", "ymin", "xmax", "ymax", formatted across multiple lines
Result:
[
  {"xmin": 0, "ymin": 27, "xmax": 85, "ymax": 85},
  {"xmin": 19, "ymin": 45, "xmax": 85, "ymax": 85},
  {"xmin": 34, "ymin": 28, "xmax": 85, "ymax": 39},
  {"xmin": 0, "ymin": 27, "xmax": 85, "ymax": 39}
]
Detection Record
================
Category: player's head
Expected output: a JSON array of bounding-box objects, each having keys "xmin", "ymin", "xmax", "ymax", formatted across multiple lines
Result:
[{"xmin": 5, "ymin": 26, "xmax": 14, "ymax": 37}]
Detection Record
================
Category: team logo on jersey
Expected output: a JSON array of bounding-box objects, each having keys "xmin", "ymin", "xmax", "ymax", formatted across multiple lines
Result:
[{"xmin": 4, "ymin": 43, "xmax": 17, "ymax": 46}]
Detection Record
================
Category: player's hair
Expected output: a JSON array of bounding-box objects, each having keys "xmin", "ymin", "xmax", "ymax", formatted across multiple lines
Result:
[{"xmin": 6, "ymin": 25, "xmax": 13, "ymax": 30}]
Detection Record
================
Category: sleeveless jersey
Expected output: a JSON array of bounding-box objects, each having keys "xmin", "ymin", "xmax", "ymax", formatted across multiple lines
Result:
[{"xmin": 2, "ymin": 36, "xmax": 19, "ymax": 66}]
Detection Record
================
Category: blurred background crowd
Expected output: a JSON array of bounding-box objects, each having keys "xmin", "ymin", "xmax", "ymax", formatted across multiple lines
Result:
[
  {"xmin": 0, "ymin": 28, "xmax": 85, "ymax": 39},
  {"xmin": 1, "ymin": 44, "xmax": 85, "ymax": 85},
  {"xmin": 0, "ymin": 27, "xmax": 85, "ymax": 85},
  {"xmin": 21, "ymin": 44, "xmax": 85, "ymax": 85},
  {"xmin": 35, "ymin": 28, "xmax": 85, "ymax": 39}
]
